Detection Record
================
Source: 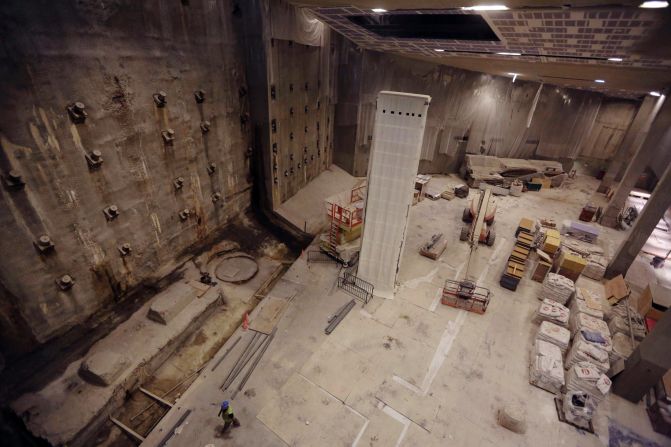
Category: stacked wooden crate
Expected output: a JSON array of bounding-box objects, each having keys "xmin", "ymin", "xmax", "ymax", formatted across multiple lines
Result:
[{"xmin": 500, "ymin": 219, "xmax": 535, "ymax": 291}]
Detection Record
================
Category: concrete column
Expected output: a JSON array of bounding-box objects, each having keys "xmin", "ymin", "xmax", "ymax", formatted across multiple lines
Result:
[
  {"xmin": 606, "ymin": 156, "xmax": 671, "ymax": 278},
  {"xmin": 597, "ymin": 95, "xmax": 664, "ymax": 193},
  {"xmin": 601, "ymin": 95, "xmax": 671, "ymax": 228},
  {"xmin": 612, "ymin": 309, "xmax": 671, "ymax": 402}
]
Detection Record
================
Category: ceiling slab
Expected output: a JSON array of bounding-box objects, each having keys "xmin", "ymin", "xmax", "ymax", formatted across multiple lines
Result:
[{"xmin": 294, "ymin": 1, "xmax": 671, "ymax": 95}]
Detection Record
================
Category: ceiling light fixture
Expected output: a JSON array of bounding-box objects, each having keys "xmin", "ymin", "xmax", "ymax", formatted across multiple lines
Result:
[
  {"xmin": 595, "ymin": 79, "xmax": 606, "ymax": 83},
  {"xmin": 462, "ymin": 4, "xmax": 510, "ymax": 10},
  {"xmin": 434, "ymin": 49, "xmax": 445, "ymax": 52},
  {"xmin": 497, "ymin": 52, "xmax": 521, "ymax": 56},
  {"xmin": 639, "ymin": 1, "xmax": 669, "ymax": 8},
  {"xmin": 608, "ymin": 57, "xmax": 623, "ymax": 62},
  {"xmin": 650, "ymin": 91, "xmax": 662, "ymax": 96},
  {"xmin": 371, "ymin": 8, "xmax": 388, "ymax": 13}
]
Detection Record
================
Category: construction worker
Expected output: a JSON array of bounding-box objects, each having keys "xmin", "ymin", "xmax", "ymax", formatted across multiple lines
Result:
[{"xmin": 218, "ymin": 400, "xmax": 240, "ymax": 432}]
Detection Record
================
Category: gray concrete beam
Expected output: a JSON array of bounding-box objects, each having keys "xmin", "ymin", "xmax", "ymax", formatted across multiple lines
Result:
[
  {"xmin": 601, "ymin": 95, "xmax": 671, "ymax": 228},
  {"xmin": 597, "ymin": 95, "xmax": 663, "ymax": 193},
  {"xmin": 606, "ymin": 150, "xmax": 671, "ymax": 278}
]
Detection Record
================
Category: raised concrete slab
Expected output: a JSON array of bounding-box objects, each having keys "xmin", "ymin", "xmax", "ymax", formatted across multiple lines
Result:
[
  {"xmin": 79, "ymin": 351, "xmax": 129, "ymax": 387},
  {"xmin": 146, "ymin": 282, "xmax": 196, "ymax": 325},
  {"xmin": 11, "ymin": 267, "xmax": 222, "ymax": 447}
]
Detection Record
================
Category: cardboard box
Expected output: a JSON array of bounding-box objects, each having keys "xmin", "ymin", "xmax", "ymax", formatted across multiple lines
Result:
[
  {"xmin": 558, "ymin": 251, "xmax": 587, "ymax": 272},
  {"xmin": 532, "ymin": 261, "xmax": 552, "ymax": 283},
  {"xmin": 543, "ymin": 237, "xmax": 560, "ymax": 255},
  {"xmin": 636, "ymin": 284, "xmax": 669, "ymax": 321},
  {"xmin": 605, "ymin": 274, "xmax": 630, "ymax": 305},
  {"xmin": 546, "ymin": 229, "xmax": 560, "ymax": 239}
]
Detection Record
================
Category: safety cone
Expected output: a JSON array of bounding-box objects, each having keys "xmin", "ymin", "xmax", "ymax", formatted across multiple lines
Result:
[{"xmin": 242, "ymin": 313, "xmax": 249, "ymax": 330}]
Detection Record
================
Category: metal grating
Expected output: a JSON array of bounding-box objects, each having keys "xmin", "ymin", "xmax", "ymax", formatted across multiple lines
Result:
[{"xmin": 337, "ymin": 270, "xmax": 374, "ymax": 304}]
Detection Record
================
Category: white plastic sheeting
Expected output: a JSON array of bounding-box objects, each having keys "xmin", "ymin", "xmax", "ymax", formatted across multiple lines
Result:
[
  {"xmin": 358, "ymin": 91, "xmax": 431, "ymax": 298},
  {"xmin": 269, "ymin": 0, "xmax": 324, "ymax": 47}
]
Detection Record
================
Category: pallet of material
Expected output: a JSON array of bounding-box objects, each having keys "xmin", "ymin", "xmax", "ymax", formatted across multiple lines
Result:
[
  {"xmin": 517, "ymin": 233, "xmax": 535, "ymax": 249},
  {"xmin": 516, "ymin": 217, "xmax": 535, "ymax": 236},
  {"xmin": 532, "ymin": 260, "xmax": 553, "ymax": 283},
  {"xmin": 556, "ymin": 251, "xmax": 587, "ymax": 282},
  {"xmin": 500, "ymin": 273, "xmax": 521, "ymax": 291},
  {"xmin": 419, "ymin": 234, "xmax": 447, "ymax": 260}
]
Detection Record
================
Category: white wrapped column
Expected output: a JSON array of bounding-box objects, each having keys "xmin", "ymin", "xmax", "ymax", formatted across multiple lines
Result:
[{"xmin": 358, "ymin": 91, "xmax": 431, "ymax": 298}]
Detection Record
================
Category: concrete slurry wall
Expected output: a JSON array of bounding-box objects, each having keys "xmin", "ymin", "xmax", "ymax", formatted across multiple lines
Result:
[
  {"xmin": 333, "ymin": 46, "xmax": 640, "ymax": 177},
  {"xmin": 0, "ymin": 0, "xmax": 252, "ymax": 353}
]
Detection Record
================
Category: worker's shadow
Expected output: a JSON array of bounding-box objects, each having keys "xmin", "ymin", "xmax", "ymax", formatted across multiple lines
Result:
[{"xmin": 214, "ymin": 424, "xmax": 233, "ymax": 439}]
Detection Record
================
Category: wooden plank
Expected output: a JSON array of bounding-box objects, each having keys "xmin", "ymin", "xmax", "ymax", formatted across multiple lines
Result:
[
  {"xmin": 110, "ymin": 417, "xmax": 146, "ymax": 443},
  {"xmin": 139, "ymin": 387, "xmax": 174, "ymax": 408},
  {"xmin": 249, "ymin": 296, "xmax": 289, "ymax": 334}
]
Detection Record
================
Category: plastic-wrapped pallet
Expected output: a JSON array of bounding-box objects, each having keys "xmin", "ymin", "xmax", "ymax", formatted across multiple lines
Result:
[
  {"xmin": 574, "ymin": 329, "xmax": 613, "ymax": 355},
  {"xmin": 562, "ymin": 391, "xmax": 596, "ymax": 426},
  {"xmin": 537, "ymin": 321, "xmax": 571, "ymax": 354},
  {"xmin": 608, "ymin": 303, "xmax": 646, "ymax": 341},
  {"xmin": 610, "ymin": 332, "xmax": 636, "ymax": 364},
  {"xmin": 565, "ymin": 361, "xmax": 612, "ymax": 405},
  {"xmin": 533, "ymin": 299, "xmax": 569, "ymax": 328},
  {"xmin": 529, "ymin": 340, "xmax": 565, "ymax": 394},
  {"xmin": 569, "ymin": 312, "xmax": 610, "ymax": 338},
  {"xmin": 573, "ymin": 288, "xmax": 604, "ymax": 319},
  {"xmin": 582, "ymin": 254, "xmax": 607, "ymax": 281},
  {"xmin": 541, "ymin": 273, "xmax": 575, "ymax": 305},
  {"xmin": 608, "ymin": 315, "xmax": 646, "ymax": 341},
  {"xmin": 564, "ymin": 339, "xmax": 610, "ymax": 374}
]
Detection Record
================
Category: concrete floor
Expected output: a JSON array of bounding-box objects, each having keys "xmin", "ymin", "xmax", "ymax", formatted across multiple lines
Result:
[{"xmin": 141, "ymin": 174, "xmax": 671, "ymax": 447}]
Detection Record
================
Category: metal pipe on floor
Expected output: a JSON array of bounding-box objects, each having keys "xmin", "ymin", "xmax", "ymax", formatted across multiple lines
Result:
[
  {"xmin": 232, "ymin": 328, "xmax": 276, "ymax": 399},
  {"xmin": 222, "ymin": 333, "xmax": 267, "ymax": 390},
  {"xmin": 210, "ymin": 336, "xmax": 241, "ymax": 372},
  {"xmin": 220, "ymin": 332, "xmax": 260, "ymax": 390},
  {"xmin": 325, "ymin": 299, "xmax": 355, "ymax": 334}
]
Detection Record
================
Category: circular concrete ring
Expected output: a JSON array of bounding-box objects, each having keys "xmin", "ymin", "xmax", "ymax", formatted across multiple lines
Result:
[{"xmin": 215, "ymin": 253, "xmax": 258, "ymax": 283}]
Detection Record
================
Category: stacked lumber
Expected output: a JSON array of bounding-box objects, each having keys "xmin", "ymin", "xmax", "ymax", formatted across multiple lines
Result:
[
  {"xmin": 529, "ymin": 340, "xmax": 565, "ymax": 394},
  {"xmin": 500, "ymin": 225, "xmax": 535, "ymax": 291}
]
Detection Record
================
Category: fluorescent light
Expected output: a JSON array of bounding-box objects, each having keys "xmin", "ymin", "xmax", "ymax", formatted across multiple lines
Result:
[
  {"xmin": 509, "ymin": 73, "xmax": 518, "ymax": 82},
  {"xmin": 650, "ymin": 91, "xmax": 662, "ymax": 96},
  {"xmin": 497, "ymin": 52, "xmax": 521, "ymax": 56},
  {"xmin": 371, "ymin": 8, "xmax": 387, "ymax": 13},
  {"xmin": 462, "ymin": 4, "xmax": 509, "ymax": 10},
  {"xmin": 595, "ymin": 79, "xmax": 606, "ymax": 83},
  {"xmin": 434, "ymin": 49, "xmax": 445, "ymax": 52},
  {"xmin": 639, "ymin": 1, "xmax": 668, "ymax": 8},
  {"xmin": 608, "ymin": 57, "xmax": 623, "ymax": 62}
]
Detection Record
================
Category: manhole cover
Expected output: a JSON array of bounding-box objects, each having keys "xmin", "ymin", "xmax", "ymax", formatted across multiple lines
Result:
[{"xmin": 215, "ymin": 254, "xmax": 258, "ymax": 283}]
